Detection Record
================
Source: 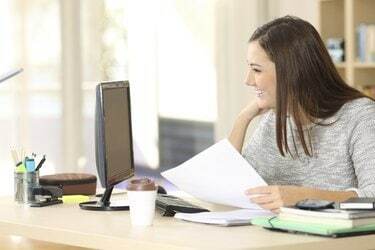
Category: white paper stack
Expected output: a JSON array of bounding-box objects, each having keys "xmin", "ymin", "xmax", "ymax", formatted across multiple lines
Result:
[{"xmin": 175, "ymin": 209, "xmax": 274, "ymax": 226}]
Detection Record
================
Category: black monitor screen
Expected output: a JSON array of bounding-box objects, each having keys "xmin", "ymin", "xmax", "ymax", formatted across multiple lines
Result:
[{"xmin": 102, "ymin": 84, "xmax": 134, "ymax": 186}]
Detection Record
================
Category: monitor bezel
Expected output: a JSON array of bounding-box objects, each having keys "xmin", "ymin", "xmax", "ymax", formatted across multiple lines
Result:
[{"xmin": 99, "ymin": 80, "xmax": 135, "ymax": 187}]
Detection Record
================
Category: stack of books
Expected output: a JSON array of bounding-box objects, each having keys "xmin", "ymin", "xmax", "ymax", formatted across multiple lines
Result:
[
  {"xmin": 251, "ymin": 207, "xmax": 375, "ymax": 237},
  {"xmin": 278, "ymin": 207, "xmax": 375, "ymax": 228}
]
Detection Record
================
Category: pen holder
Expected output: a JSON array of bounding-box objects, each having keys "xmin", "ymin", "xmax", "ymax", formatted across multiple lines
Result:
[{"xmin": 14, "ymin": 171, "xmax": 40, "ymax": 204}]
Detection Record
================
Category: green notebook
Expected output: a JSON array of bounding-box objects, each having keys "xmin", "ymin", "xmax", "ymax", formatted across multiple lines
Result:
[{"xmin": 251, "ymin": 216, "xmax": 375, "ymax": 237}]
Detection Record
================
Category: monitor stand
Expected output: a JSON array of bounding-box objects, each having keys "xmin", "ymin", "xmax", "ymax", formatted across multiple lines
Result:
[{"xmin": 79, "ymin": 186, "xmax": 129, "ymax": 211}]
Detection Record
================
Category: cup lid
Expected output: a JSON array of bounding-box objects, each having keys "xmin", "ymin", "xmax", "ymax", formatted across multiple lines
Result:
[{"xmin": 127, "ymin": 178, "xmax": 156, "ymax": 191}]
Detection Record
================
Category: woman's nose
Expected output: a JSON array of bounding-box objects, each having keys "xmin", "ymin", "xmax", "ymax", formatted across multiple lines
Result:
[{"xmin": 244, "ymin": 70, "xmax": 255, "ymax": 86}]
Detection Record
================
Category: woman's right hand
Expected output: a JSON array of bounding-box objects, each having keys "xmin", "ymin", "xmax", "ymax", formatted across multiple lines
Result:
[
  {"xmin": 237, "ymin": 101, "xmax": 268, "ymax": 122},
  {"xmin": 229, "ymin": 101, "xmax": 269, "ymax": 152}
]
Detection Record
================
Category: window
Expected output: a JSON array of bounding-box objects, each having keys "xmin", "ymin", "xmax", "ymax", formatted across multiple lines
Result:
[
  {"xmin": 0, "ymin": 0, "xmax": 62, "ymax": 195},
  {"xmin": 81, "ymin": 0, "xmax": 128, "ymax": 174},
  {"xmin": 0, "ymin": 0, "xmax": 219, "ymax": 194},
  {"xmin": 0, "ymin": 0, "xmax": 129, "ymax": 195}
]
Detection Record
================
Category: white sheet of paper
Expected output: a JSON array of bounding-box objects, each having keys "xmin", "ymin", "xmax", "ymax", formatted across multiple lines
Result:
[
  {"xmin": 161, "ymin": 139, "xmax": 267, "ymax": 209},
  {"xmin": 175, "ymin": 209, "xmax": 274, "ymax": 226}
]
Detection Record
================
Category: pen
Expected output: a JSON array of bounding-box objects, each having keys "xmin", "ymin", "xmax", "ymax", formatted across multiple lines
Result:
[
  {"xmin": 15, "ymin": 161, "xmax": 26, "ymax": 173},
  {"xmin": 0, "ymin": 68, "xmax": 23, "ymax": 84},
  {"xmin": 10, "ymin": 149, "xmax": 18, "ymax": 166},
  {"xmin": 35, "ymin": 155, "xmax": 46, "ymax": 172}
]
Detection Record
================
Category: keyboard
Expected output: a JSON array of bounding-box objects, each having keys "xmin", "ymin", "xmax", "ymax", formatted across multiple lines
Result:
[{"xmin": 156, "ymin": 194, "xmax": 210, "ymax": 217}]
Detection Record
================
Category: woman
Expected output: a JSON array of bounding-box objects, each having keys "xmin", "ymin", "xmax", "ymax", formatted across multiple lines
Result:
[{"xmin": 229, "ymin": 16, "xmax": 375, "ymax": 213}]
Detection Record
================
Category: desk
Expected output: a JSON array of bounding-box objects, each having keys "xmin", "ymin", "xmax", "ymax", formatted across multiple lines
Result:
[{"xmin": 0, "ymin": 196, "xmax": 375, "ymax": 250}]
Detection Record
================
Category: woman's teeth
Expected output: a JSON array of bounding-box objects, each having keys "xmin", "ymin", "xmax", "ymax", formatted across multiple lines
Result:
[{"xmin": 255, "ymin": 89, "xmax": 264, "ymax": 97}]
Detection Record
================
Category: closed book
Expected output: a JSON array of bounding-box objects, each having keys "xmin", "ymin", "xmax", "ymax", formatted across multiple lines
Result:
[
  {"xmin": 340, "ymin": 198, "xmax": 375, "ymax": 209},
  {"xmin": 278, "ymin": 212, "xmax": 375, "ymax": 228},
  {"xmin": 251, "ymin": 216, "xmax": 375, "ymax": 237},
  {"xmin": 280, "ymin": 207, "xmax": 375, "ymax": 219}
]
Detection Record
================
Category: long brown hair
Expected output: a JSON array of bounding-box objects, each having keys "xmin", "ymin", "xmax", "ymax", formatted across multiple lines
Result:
[{"xmin": 249, "ymin": 16, "xmax": 367, "ymax": 157}]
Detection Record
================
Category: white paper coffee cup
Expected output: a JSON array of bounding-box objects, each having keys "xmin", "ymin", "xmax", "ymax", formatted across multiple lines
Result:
[
  {"xmin": 127, "ymin": 178, "xmax": 157, "ymax": 226},
  {"xmin": 127, "ymin": 190, "xmax": 157, "ymax": 226}
]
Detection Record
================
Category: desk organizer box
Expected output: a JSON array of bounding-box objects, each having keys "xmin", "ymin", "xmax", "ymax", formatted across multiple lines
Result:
[{"xmin": 39, "ymin": 173, "xmax": 97, "ymax": 195}]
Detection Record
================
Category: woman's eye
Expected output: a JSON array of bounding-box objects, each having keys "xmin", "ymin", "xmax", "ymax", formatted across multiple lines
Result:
[{"xmin": 252, "ymin": 68, "xmax": 261, "ymax": 73}]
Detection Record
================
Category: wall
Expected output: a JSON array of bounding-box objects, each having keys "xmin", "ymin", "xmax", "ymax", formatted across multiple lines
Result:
[
  {"xmin": 214, "ymin": 0, "xmax": 268, "ymax": 142},
  {"xmin": 271, "ymin": 0, "xmax": 319, "ymax": 28}
]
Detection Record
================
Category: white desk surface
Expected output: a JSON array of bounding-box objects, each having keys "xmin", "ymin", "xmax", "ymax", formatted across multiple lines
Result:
[{"xmin": 0, "ymin": 195, "xmax": 375, "ymax": 250}]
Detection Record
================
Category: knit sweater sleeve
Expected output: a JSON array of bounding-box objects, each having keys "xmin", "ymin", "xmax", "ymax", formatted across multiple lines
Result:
[{"xmin": 349, "ymin": 103, "xmax": 375, "ymax": 197}]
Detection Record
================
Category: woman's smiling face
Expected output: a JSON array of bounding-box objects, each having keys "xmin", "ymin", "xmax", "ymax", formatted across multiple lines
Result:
[{"xmin": 245, "ymin": 41, "xmax": 277, "ymax": 109}]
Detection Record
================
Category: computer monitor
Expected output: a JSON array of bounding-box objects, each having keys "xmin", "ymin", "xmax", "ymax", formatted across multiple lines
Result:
[{"xmin": 80, "ymin": 81, "xmax": 135, "ymax": 211}]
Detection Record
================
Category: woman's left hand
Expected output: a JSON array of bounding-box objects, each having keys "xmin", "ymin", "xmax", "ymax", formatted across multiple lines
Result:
[{"xmin": 245, "ymin": 185, "xmax": 313, "ymax": 213}]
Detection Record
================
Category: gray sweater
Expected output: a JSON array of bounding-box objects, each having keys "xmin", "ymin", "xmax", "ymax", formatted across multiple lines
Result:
[{"xmin": 243, "ymin": 97, "xmax": 375, "ymax": 197}]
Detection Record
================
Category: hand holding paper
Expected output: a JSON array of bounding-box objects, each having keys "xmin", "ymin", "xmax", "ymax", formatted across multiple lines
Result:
[{"xmin": 161, "ymin": 139, "xmax": 267, "ymax": 210}]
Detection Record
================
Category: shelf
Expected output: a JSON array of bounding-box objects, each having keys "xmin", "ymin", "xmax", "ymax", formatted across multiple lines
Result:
[
  {"xmin": 334, "ymin": 62, "xmax": 346, "ymax": 68},
  {"xmin": 354, "ymin": 67, "xmax": 375, "ymax": 86},
  {"xmin": 320, "ymin": 0, "xmax": 375, "ymax": 87},
  {"xmin": 319, "ymin": 0, "xmax": 344, "ymax": 43},
  {"xmin": 354, "ymin": 0, "xmax": 375, "ymax": 26},
  {"xmin": 354, "ymin": 62, "xmax": 375, "ymax": 68}
]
